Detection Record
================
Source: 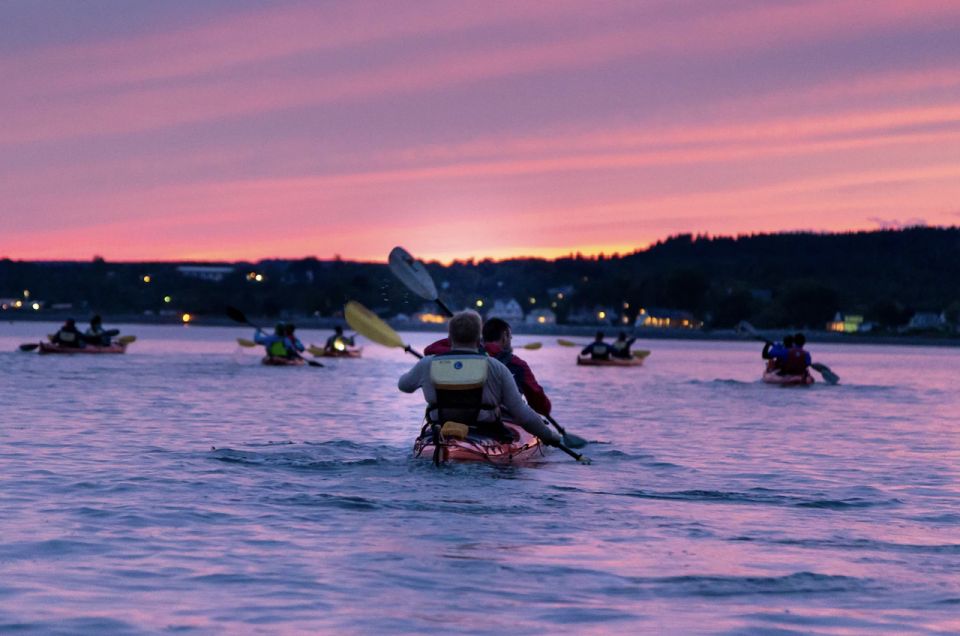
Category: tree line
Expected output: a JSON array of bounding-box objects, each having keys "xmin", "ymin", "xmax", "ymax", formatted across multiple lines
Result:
[{"xmin": 2, "ymin": 227, "xmax": 958, "ymax": 330}]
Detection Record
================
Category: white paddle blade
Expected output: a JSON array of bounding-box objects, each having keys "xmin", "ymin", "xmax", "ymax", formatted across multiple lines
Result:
[{"xmin": 388, "ymin": 246, "xmax": 439, "ymax": 300}]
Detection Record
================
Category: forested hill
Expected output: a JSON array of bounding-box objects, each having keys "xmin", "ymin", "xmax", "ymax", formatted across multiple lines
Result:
[{"xmin": 1, "ymin": 227, "xmax": 958, "ymax": 330}]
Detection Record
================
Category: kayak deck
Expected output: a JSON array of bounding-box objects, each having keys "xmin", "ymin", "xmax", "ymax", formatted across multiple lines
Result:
[
  {"xmin": 413, "ymin": 421, "xmax": 543, "ymax": 465},
  {"xmin": 315, "ymin": 346, "xmax": 363, "ymax": 358}
]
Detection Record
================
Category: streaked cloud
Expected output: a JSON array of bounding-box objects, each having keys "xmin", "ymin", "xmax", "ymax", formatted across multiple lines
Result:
[{"xmin": 1, "ymin": 0, "xmax": 959, "ymax": 261}]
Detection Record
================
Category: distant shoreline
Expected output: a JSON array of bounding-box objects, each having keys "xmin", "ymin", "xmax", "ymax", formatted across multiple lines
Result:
[{"xmin": 5, "ymin": 313, "xmax": 958, "ymax": 348}]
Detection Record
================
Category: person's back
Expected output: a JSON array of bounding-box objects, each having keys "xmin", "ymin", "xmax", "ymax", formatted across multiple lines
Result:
[
  {"xmin": 54, "ymin": 319, "xmax": 84, "ymax": 348},
  {"xmin": 255, "ymin": 323, "xmax": 290, "ymax": 358},
  {"xmin": 782, "ymin": 333, "xmax": 811, "ymax": 375},
  {"xmin": 284, "ymin": 324, "xmax": 305, "ymax": 358},
  {"xmin": 325, "ymin": 326, "xmax": 354, "ymax": 352},
  {"xmin": 763, "ymin": 335, "xmax": 793, "ymax": 372},
  {"xmin": 581, "ymin": 332, "xmax": 611, "ymax": 360},
  {"xmin": 398, "ymin": 310, "xmax": 560, "ymax": 445},
  {"xmin": 85, "ymin": 315, "xmax": 110, "ymax": 346},
  {"xmin": 610, "ymin": 332, "xmax": 636, "ymax": 359}
]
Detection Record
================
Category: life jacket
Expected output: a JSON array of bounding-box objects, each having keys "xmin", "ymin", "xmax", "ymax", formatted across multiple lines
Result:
[
  {"xmin": 57, "ymin": 330, "xmax": 78, "ymax": 344},
  {"xmin": 428, "ymin": 353, "xmax": 498, "ymax": 432},
  {"xmin": 589, "ymin": 342, "xmax": 610, "ymax": 359},
  {"xmin": 781, "ymin": 348, "xmax": 808, "ymax": 375},
  {"xmin": 268, "ymin": 339, "xmax": 289, "ymax": 357}
]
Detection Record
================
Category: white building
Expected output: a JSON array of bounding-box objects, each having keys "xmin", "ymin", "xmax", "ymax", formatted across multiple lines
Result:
[
  {"xmin": 177, "ymin": 265, "xmax": 235, "ymax": 282},
  {"xmin": 486, "ymin": 299, "xmax": 524, "ymax": 322}
]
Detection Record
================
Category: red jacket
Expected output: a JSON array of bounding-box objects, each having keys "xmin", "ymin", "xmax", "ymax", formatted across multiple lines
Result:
[{"xmin": 423, "ymin": 338, "xmax": 552, "ymax": 415}]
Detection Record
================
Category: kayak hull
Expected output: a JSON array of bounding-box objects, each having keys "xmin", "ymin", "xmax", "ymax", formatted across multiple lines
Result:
[
  {"xmin": 577, "ymin": 355, "xmax": 643, "ymax": 367},
  {"xmin": 413, "ymin": 421, "xmax": 543, "ymax": 465},
  {"xmin": 762, "ymin": 370, "xmax": 814, "ymax": 385},
  {"xmin": 261, "ymin": 356, "xmax": 305, "ymax": 366},
  {"xmin": 39, "ymin": 342, "xmax": 126, "ymax": 354}
]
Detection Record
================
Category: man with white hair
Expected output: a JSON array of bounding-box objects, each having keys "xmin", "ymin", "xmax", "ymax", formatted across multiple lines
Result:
[{"xmin": 398, "ymin": 310, "xmax": 561, "ymax": 445}]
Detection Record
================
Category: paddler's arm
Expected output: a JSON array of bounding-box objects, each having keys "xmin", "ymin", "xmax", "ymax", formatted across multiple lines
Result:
[
  {"xmin": 493, "ymin": 361, "xmax": 561, "ymax": 445},
  {"xmin": 398, "ymin": 358, "xmax": 429, "ymax": 393}
]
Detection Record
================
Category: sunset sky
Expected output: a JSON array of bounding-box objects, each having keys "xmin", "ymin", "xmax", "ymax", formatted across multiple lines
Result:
[{"xmin": 2, "ymin": 0, "xmax": 959, "ymax": 262}]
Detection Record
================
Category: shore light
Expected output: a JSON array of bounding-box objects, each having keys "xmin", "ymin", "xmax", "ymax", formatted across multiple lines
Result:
[
  {"xmin": 182, "ymin": 313, "xmax": 192, "ymax": 323},
  {"xmin": 32, "ymin": 302, "xmax": 40, "ymax": 311},
  {"xmin": 23, "ymin": 290, "xmax": 30, "ymax": 298},
  {"xmin": 163, "ymin": 296, "xmax": 172, "ymax": 303},
  {"xmin": 475, "ymin": 299, "xmax": 484, "ymax": 308},
  {"xmin": 142, "ymin": 275, "xmax": 151, "ymax": 283},
  {"xmin": 598, "ymin": 311, "xmax": 607, "ymax": 320},
  {"xmin": 529, "ymin": 297, "xmax": 536, "ymax": 305}
]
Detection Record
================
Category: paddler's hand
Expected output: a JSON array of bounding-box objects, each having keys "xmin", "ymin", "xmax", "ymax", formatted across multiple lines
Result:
[{"xmin": 542, "ymin": 428, "xmax": 564, "ymax": 447}]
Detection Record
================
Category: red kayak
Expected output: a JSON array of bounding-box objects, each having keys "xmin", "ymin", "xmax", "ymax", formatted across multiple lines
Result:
[
  {"xmin": 39, "ymin": 342, "xmax": 127, "ymax": 354},
  {"xmin": 762, "ymin": 369, "xmax": 814, "ymax": 386},
  {"xmin": 413, "ymin": 420, "xmax": 544, "ymax": 465}
]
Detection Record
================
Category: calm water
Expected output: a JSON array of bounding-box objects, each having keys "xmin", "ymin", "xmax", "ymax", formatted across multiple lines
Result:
[{"xmin": 1, "ymin": 322, "xmax": 958, "ymax": 634}]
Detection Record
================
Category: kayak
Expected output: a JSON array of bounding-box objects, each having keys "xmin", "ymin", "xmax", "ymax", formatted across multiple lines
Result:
[
  {"xmin": 413, "ymin": 420, "xmax": 543, "ymax": 465},
  {"xmin": 314, "ymin": 346, "xmax": 363, "ymax": 358},
  {"xmin": 261, "ymin": 356, "xmax": 305, "ymax": 366},
  {"xmin": 762, "ymin": 369, "xmax": 814, "ymax": 385},
  {"xmin": 577, "ymin": 355, "xmax": 643, "ymax": 367},
  {"xmin": 39, "ymin": 342, "xmax": 126, "ymax": 354}
]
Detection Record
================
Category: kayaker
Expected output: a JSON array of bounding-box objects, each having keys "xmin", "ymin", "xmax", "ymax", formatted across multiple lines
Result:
[
  {"xmin": 284, "ymin": 323, "xmax": 306, "ymax": 358},
  {"xmin": 398, "ymin": 310, "xmax": 561, "ymax": 446},
  {"xmin": 254, "ymin": 323, "xmax": 291, "ymax": 359},
  {"xmin": 762, "ymin": 335, "xmax": 793, "ymax": 372},
  {"xmin": 52, "ymin": 318, "xmax": 85, "ymax": 348},
  {"xmin": 423, "ymin": 318, "xmax": 552, "ymax": 416},
  {"xmin": 580, "ymin": 331, "xmax": 611, "ymax": 360},
  {"xmin": 781, "ymin": 332, "xmax": 812, "ymax": 376},
  {"xmin": 324, "ymin": 325, "xmax": 355, "ymax": 353},
  {"xmin": 84, "ymin": 315, "xmax": 111, "ymax": 346},
  {"xmin": 610, "ymin": 331, "xmax": 637, "ymax": 359}
]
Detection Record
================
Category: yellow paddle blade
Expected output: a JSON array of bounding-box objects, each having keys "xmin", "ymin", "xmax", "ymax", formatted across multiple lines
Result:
[
  {"xmin": 633, "ymin": 349, "xmax": 651, "ymax": 359},
  {"xmin": 344, "ymin": 301, "xmax": 405, "ymax": 349},
  {"xmin": 118, "ymin": 335, "xmax": 137, "ymax": 345},
  {"xmin": 236, "ymin": 338, "xmax": 256, "ymax": 347},
  {"xmin": 521, "ymin": 342, "xmax": 542, "ymax": 350},
  {"xmin": 557, "ymin": 339, "xmax": 579, "ymax": 347},
  {"xmin": 307, "ymin": 345, "xmax": 325, "ymax": 356}
]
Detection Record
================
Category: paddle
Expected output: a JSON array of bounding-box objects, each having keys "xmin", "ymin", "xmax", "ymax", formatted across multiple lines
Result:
[
  {"xmin": 520, "ymin": 342, "xmax": 542, "ymax": 350},
  {"xmin": 388, "ymin": 246, "xmax": 454, "ymax": 317},
  {"xmin": 388, "ymin": 247, "xmax": 589, "ymax": 454},
  {"xmin": 18, "ymin": 343, "xmax": 39, "ymax": 352},
  {"xmin": 225, "ymin": 306, "xmax": 323, "ymax": 367},
  {"xmin": 344, "ymin": 300, "xmax": 422, "ymax": 358},
  {"xmin": 237, "ymin": 338, "xmax": 257, "ymax": 347},
  {"xmin": 737, "ymin": 321, "xmax": 839, "ymax": 385},
  {"xmin": 117, "ymin": 335, "xmax": 137, "ymax": 345}
]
